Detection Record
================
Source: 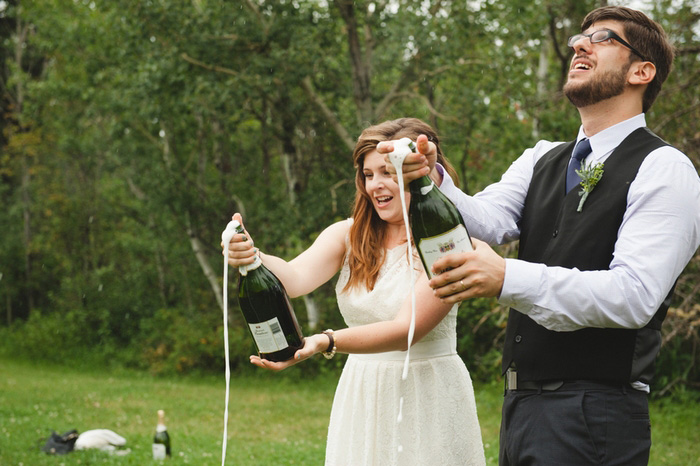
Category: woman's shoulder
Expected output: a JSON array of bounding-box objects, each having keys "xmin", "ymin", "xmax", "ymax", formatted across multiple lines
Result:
[
  {"xmin": 326, "ymin": 218, "xmax": 353, "ymax": 234},
  {"xmin": 315, "ymin": 219, "xmax": 352, "ymax": 250}
]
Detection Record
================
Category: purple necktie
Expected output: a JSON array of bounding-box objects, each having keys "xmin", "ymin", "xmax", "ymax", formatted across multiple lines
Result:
[{"xmin": 566, "ymin": 138, "xmax": 591, "ymax": 193}]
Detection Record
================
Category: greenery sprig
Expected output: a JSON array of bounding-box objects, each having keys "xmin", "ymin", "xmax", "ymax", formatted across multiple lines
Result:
[{"xmin": 575, "ymin": 161, "xmax": 604, "ymax": 212}]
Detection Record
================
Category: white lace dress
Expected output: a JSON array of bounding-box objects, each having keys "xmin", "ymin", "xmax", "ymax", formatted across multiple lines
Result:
[{"xmin": 325, "ymin": 236, "xmax": 486, "ymax": 465}]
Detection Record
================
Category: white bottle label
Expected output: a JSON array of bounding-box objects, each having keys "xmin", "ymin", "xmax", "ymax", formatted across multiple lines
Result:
[
  {"xmin": 238, "ymin": 253, "xmax": 262, "ymax": 276},
  {"xmin": 417, "ymin": 224, "xmax": 473, "ymax": 279},
  {"xmin": 249, "ymin": 317, "xmax": 289, "ymax": 353},
  {"xmin": 420, "ymin": 181, "xmax": 435, "ymax": 195},
  {"xmin": 153, "ymin": 443, "xmax": 167, "ymax": 459}
]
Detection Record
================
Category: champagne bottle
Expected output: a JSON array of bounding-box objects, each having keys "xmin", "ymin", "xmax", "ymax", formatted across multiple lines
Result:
[
  {"xmin": 152, "ymin": 409, "xmax": 171, "ymax": 460},
  {"xmin": 406, "ymin": 141, "xmax": 474, "ymax": 278},
  {"xmin": 230, "ymin": 221, "xmax": 305, "ymax": 362}
]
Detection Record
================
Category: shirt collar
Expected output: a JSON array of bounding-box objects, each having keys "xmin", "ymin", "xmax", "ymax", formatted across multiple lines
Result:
[{"xmin": 575, "ymin": 114, "xmax": 646, "ymax": 163}]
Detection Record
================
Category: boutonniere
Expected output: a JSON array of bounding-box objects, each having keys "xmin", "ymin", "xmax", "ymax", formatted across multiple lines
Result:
[{"xmin": 575, "ymin": 161, "xmax": 604, "ymax": 212}]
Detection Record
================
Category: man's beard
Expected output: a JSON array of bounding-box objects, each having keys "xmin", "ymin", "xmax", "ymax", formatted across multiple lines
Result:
[{"xmin": 563, "ymin": 64, "xmax": 630, "ymax": 108}]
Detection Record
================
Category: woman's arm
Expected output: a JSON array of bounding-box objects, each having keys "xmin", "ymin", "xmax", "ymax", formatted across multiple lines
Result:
[
  {"xmin": 223, "ymin": 213, "xmax": 349, "ymax": 298},
  {"xmin": 251, "ymin": 270, "xmax": 455, "ymax": 370}
]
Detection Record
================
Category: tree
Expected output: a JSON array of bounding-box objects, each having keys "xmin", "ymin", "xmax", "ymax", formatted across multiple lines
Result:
[{"xmin": 0, "ymin": 0, "xmax": 697, "ymax": 384}]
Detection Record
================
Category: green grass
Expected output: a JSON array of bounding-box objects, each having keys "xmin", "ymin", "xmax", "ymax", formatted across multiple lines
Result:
[
  {"xmin": 0, "ymin": 358, "xmax": 332, "ymax": 465},
  {"xmin": 1, "ymin": 358, "xmax": 698, "ymax": 465}
]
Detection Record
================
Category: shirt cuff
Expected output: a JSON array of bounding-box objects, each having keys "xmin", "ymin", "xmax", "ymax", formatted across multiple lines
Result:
[
  {"xmin": 497, "ymin": 258, "xmax": 541, "ymax": 314},
  {"xmin": 435, "ymin": 163, "xmax": 445, "ymax": 182},
  {"xmin": 435, "ymin": 163, "xmax": 459, "ymax": 196}
]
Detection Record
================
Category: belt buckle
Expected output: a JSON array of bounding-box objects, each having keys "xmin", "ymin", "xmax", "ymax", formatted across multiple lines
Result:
[{"xmin": 506, "ymin": 368, "xmax": 518, "ymax": 390}]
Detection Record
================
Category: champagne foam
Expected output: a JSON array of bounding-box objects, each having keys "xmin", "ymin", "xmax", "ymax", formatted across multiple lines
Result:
[
  {"xmin": 220, "ymin": 222, "xmax": 237, "ymax": 466},
  {"xmin": 387, "ymin": 138, "xmax": 417, "ymax": 382},
  {"xmin": 221, "ymin": 220, "xmax": 239, "ymax": 245},
  {"xmin": 388, "ymin": 140, "xmax": 418, "ymax": 462}
]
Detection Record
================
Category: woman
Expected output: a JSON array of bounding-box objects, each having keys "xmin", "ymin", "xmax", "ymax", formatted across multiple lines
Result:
[{"xmin": 224, "ymin": 118, "xmax": 485, "ymax": 465}]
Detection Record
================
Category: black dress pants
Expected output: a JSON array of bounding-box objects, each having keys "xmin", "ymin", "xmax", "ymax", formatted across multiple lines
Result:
[{"xmin": 499, "ymin": 382, "xmax": 651, "ymax": 465}]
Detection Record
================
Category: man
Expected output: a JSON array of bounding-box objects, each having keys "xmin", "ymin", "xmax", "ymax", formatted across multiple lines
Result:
[{"xmin": 382, "ymin": 6, "xmax": 700, "ymax": 465}]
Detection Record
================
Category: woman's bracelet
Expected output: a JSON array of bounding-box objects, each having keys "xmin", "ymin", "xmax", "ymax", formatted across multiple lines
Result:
[{"xmin": 321, "ymin": 329, "xmax": 336, "ymax": 359}]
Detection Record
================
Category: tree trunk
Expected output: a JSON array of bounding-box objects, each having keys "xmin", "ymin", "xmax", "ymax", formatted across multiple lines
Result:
[
  {"xmin": 533, "ymin": 34, "xmax": 549, "ymax": 140},
  {"xmin": 334, "ymin": 0, "xmax": 373, "ymax": 124},
  {"xmin": 303, "ymin": 295, "xmax": 319, "ymax": 331},
  {"xmin": 16, "ymin": 14, "xmax": 34, "ymax": 314},
  {"xmin": 186, "ymin": 213, "xmax": 224, "ymax": 312},
  {"xmin": 300, "ymin": 77, "xmax": 355, "ymax": 152}
]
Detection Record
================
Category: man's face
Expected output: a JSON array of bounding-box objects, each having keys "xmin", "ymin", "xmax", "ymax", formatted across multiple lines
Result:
[{"xmin": 563, "ymin": 20, "xmax": 635, "ymax": 108}]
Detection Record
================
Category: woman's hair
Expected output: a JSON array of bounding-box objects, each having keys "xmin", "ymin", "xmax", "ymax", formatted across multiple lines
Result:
[
  {"xmin": 344, "ymin": 118, "xmax": 458, "ymax": 292},
  {"xmin": 581, "ymin": 6, "xmax": 674, "ymax": 113}
]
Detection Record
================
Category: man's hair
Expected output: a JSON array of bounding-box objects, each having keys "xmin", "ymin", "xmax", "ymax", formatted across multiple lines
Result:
[{"xmin": 582, "ymin": 6, "xmax": 675, "ymax": 113}]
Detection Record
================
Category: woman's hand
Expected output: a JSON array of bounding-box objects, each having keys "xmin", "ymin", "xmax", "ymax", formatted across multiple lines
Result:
[
  {"xmin": 249, "ymin": 333, "xmax": 331, "ymax": 371},
  {"xmin": 221, "ymin": 213, "xmax": 257, "ymax": 267}
]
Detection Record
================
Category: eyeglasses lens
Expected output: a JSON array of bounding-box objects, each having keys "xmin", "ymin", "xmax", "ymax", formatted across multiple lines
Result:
[
  {"xmin": 590, "ymin": 30, "xmax": 612, "ymax": 44},
  {"xmin": 567, "ymin": 30, "xmax": 611, "ymax": 47}
]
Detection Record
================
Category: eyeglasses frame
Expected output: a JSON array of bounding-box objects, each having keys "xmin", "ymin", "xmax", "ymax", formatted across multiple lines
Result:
[{"xmin": 568, "ymin": 28, "xmax": 649, "ymax": 63}]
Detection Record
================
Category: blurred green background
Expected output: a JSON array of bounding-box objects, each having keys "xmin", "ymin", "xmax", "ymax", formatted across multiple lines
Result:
[{"xmin": 1, "ymin": 0, "xmax": 698, "ymax": 426}]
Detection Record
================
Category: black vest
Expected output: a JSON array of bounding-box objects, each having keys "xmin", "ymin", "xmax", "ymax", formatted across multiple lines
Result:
[{"xmin": 502, "ymin": 127, "xmax": 672, "ymax": 384}]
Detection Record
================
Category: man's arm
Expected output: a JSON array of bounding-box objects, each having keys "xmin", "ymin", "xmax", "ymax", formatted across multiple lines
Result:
[
  {"xmin": 437, "ymin": 140, "xmax": 561, "ymax": 245},
  {"xmin": 432, "ymin": 147, "xmax": 700, "ymax": 332}
]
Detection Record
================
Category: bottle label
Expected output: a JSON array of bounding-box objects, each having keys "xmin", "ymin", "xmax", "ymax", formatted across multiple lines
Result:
[
  {"xmin": 417, "ymin": 224, "xmax": 473, "ymax": 278},
  {"xmin": 420, "ymin": 181, "xmax": 435, "ymax": 195},
  {"xmin": 239, "ymin": 253, "xmax": 263, "ymax": 276},
  {"xmin": 248, "ymin": 317, "xmax": 289, "ymax": 353},
  {"xmin": 153, "ymin": 443, "xmax": 167, "ymax": 460}
]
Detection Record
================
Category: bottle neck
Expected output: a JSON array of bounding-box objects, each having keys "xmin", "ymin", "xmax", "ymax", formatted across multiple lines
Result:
[
  {"xmin": 156, "ymin": 410, "xmax": 167, "ymax": 432},
  {"xmin": 239, "ymin": 252, "xmax": 263, "ymax": 276}
]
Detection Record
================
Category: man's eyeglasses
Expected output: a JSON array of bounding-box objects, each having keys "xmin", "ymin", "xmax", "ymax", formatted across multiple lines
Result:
[{"xmin": 568, "ymin": 29, "xmax": 648, "ymax": 62}]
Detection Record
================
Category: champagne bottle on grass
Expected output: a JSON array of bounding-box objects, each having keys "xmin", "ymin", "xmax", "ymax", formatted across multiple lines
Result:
[
  {"xmin": 152, "ymin": 409, "xmax": 171, "ymax": 459},
  {"xmin": 227, "ymin": 221, "xmax": 305, "ymax": 362}
]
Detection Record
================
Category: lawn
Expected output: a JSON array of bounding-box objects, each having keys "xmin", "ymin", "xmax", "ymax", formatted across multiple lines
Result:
[{"xmin": 1, "ymin": 357, "xmax": 697, "ymax": 465}]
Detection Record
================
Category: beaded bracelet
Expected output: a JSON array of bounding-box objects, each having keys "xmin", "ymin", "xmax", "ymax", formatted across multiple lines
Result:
[{"xmin": 322, "ymin": 329, "xmax": 336, "ymax": 359}]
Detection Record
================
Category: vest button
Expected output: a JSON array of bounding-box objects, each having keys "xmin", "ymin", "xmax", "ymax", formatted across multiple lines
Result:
[
  {"xmin": 552, "ymin": 229, "xmax": 558, "ymax": 237},
  {"xmin": 515, "ymin": 335, "xmax": 522, "ymax": 343}
]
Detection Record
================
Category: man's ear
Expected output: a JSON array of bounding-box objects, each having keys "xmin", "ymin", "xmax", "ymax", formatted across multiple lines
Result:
[{"xmin": 628, "ymin": 61, "xmax": 656, "ymax": 86}]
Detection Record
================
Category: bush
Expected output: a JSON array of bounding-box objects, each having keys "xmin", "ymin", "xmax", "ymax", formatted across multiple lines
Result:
[
  {"xmin": 456, "ymin": 297, "xmax": 506, "ymax": 383},
  {"xmin": 0, "ymin": 308, "xmax": 120, "ymax": 368}
]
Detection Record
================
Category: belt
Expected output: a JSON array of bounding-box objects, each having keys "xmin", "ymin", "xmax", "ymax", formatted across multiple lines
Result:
[
  {"xmin": 505, "ymin": 368, "xmax": 626, "ymax": 392},
  {"xmin": 349, "ymin": 338, "xmax": 456, "ymax": 361},
  {"xmin": 505, "ymin": 369, "xmax": 563, "ymax": 391}
]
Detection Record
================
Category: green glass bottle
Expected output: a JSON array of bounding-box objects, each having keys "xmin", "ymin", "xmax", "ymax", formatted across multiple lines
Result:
[
  {"xmin": 232, "ymin": 222, "xmax": 305, "ymax": 362},
  {"xmin": 407, "ymin": 142, "xmax": 473, "ymax": 278},
  {"xmin": 152, "ymin": 409, "xmax": 171, "ymax": 460}
]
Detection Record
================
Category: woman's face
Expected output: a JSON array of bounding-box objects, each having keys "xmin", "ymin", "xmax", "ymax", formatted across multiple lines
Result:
[{"xmin": 362, "ymin": 150, "xmax": 409, "ymax": 225}]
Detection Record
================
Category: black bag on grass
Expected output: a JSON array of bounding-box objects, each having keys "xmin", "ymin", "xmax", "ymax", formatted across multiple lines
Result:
[{"xmin": 41, "ymin": 429, "xmax": 79, "ymax": 455}]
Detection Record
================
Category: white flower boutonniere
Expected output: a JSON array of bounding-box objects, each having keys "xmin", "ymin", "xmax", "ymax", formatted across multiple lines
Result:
[{"xmin": 575, "ymin": 161, "xmax": 604, "ymax": 212}]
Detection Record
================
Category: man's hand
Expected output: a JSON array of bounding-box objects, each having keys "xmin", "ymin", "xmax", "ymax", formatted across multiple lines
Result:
[
  {"xmin": 379, "ymin": 134, "xmax": 437, "ymax": 186},
  {"xmin": 428, "ymin": 238, "xmax": 506, "ymax": 304}
]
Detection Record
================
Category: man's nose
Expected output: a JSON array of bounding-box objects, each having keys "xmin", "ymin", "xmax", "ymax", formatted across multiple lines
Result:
[{"xmin": 570, "ymin": 35, "xmax": 591, "ymax": 55}]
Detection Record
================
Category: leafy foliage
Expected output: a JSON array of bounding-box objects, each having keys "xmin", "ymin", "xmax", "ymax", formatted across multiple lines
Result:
[{"xmin": 0, "ymin": 0, "xmax": 698, "ymax": 394}]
